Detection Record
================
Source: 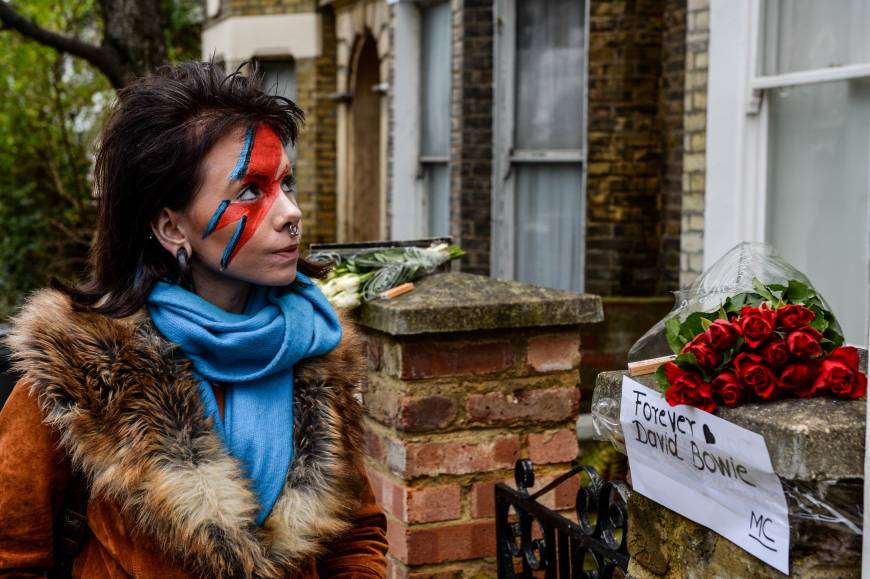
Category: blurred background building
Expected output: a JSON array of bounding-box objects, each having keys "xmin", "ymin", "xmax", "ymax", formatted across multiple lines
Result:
[
  {"xmin": 0, "ymin": 0, "xmax": 866, "ymax": 364},
  {"xmin": 202, "ymin": 0, "xmax": 870, "ymax": 354}
]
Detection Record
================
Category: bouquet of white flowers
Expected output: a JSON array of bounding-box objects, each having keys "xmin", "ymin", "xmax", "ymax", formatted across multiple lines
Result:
[{"xmin": 311, "ymin": 242, "xmax": 465, "ymax": 309}]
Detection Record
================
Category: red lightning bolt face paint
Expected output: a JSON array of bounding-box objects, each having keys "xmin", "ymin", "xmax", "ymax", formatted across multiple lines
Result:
[{"xmin": 202, "ymin": 124, "xmax": 286, "ymax": 270}]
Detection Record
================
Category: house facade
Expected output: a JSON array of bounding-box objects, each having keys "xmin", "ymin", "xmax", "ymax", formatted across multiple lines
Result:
[
  {"xmin": 203, "ymin": 0, "xmax": 684, "ymax": 287},
  {"xmin": 201, "ymin": 0, "xmax": 869, "ymax": 347}
]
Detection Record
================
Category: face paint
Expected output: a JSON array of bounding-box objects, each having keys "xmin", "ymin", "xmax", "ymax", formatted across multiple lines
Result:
[{"xmin": 202, "ymin": 125, "xmax": 286, "ymax": 270}]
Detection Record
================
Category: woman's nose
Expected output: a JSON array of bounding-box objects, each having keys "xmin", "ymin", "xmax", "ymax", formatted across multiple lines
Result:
[{"xmin": 273, "ymin": 190, "xmax": 302, "ymax": 230}]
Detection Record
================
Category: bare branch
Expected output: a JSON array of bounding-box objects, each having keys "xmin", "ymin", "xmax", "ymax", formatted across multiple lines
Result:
[{"xmin": 0, "ymin": 1, "xmax": 126, "ymax": 88}]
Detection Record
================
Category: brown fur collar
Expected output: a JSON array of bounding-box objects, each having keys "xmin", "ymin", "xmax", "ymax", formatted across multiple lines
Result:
[{"xmin": 6, "ymin": 288, "xmax": 368, "ymax": 578}]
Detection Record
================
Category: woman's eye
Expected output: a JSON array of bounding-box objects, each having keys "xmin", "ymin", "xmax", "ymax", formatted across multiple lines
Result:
[
  {"xmin": 281, "ymin": 175, "xmax": 296, "ymax": 195},
  {"xmin": 236, "ymin": 184, "xmax": 260, "ymax": 201}
]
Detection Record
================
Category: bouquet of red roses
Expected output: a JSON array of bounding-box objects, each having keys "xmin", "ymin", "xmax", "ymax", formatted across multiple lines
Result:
[{"xmin": 656, "ymin": 278, "xmax": 866, "ymax": 412}]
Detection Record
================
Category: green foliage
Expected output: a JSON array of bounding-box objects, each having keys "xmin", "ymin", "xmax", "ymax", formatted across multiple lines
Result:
[
  {"xmin": 0, "ymin": 1, "xmax": 106, "ymax": 318},
  {"xmin": 0, "ymin": 1, "xmax": 201, "ymax": 319},
  {"xmin": 161, "ymin": 0, "xmax": 204, "ymax": 63},
  {"xmin": 655, "ymin": 363, "xmax": 669, "ymax": 393}
]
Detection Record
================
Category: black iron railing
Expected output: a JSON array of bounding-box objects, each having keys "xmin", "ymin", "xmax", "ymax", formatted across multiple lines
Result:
[{"xmin": 495, "ymin": 460, "xmax": 630, "ymax": 578}]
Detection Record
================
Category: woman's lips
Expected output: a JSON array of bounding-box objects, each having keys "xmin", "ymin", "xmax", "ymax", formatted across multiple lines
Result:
[{"xmin": 274, "ymin": 245, "xmax": 299, "ymax": 259}]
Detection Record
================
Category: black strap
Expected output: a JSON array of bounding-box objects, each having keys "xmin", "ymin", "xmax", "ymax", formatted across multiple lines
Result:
[{"xmin": 48, "ymin": 472, "xmax": 89, "ymax": 579}]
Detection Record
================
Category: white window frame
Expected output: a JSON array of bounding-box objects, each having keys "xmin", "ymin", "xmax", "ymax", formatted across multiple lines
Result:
[
  {"xmin": 706, "ymin": 0, "xmax": 870, "ymax": 265},
  {"xmin": 492, "ymin": 0, "xmax": 589, "ymax": 287},
  {"xmin": 389, "ymin": 0, "xmax": 452, "ymax": 240},
  {"xmin": 418, "ymin": 0, "xmax": 452, "ymax": 238},
  {"xmin": 390, "ymin": 1, "xmax": 424, "ymax": 239}
]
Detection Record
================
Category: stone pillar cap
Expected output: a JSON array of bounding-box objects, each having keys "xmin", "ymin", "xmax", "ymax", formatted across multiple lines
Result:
[{"xmin": 353, "ymin": 272, "xmax": 603, "ymax": 335}]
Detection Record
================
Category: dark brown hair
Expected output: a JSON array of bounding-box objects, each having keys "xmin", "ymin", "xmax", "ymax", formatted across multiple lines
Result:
[{"xmin": 57, "ymin": 61, "xmax": 329, "ymax": 317}]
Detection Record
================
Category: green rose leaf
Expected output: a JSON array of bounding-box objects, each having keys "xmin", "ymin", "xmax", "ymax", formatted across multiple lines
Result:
[
  {"xmin": 655, "ymin": 364, "xmax": 671, "ymax": 393},
  {"xmin": 752, "ymin": 278, "xmax": 775, "ymax": 302},
  {"xmin": 665, "ymin": 317, "xmax": 683, "ymax": 354},
  {"xmin": 784, "ymin": 279, "xmax": 810, "ymax": 303}
]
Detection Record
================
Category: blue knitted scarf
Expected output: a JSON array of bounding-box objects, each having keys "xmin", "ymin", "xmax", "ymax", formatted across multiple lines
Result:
[{"xmin": 146, "ymin": 274, "xmax": 342, "ymax": 525}]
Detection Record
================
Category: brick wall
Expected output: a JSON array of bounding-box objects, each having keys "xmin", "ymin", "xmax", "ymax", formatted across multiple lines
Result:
[
  {"xmin": 680, "ymin": 0, "xmax": 709, "ymax": 288},
  {"xmin": 361, "ymin": 326, "xmax": 584, "ymax": 576},
  {"xmin": 585, "ymin": 0, "xmax": 665, "ymax": 297},
  {"xmin": 585, "ymin": 0, "xmax": 687, "ymax": 297},
  {"xmin": 449, "ymin": 0, "xmax": 494, "ymax": 276},
  {"xmin": 220, "ymin": 0, "xmax": 315, "ymax": 17}
]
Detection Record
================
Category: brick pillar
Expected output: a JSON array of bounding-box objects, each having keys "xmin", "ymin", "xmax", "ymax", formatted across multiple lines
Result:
[
  {"xmin": 353, "ymin": 273, "xmax": 603, "ymax": 576},
  {"xmin": 449, "ymin": 0, "xmax": 494, "ymax": 276}
]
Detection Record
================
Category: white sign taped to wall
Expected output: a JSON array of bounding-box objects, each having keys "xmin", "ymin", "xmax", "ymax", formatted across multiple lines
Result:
[{"xmin": 620, "ymin": 376, "xmax": 790, "ymax": 574}]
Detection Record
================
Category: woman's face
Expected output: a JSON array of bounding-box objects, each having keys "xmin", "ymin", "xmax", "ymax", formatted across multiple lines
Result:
[{"xmin": 177, "ymin": 124, "xmax": 302, "ymax": 287}]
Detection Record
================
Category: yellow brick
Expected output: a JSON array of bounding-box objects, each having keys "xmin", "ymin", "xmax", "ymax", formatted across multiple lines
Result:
[
  {"xmin": 685, "ymin": 112, "xmax": 706, "ymax": 132},
  {"xmin": 684, "ymin": 153, "xmax": 705, "ymax": 172}
]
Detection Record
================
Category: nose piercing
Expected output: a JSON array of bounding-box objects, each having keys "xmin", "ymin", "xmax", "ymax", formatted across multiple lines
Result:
[{"xmin": 289, "ymin": 223, "xmax": 299, "ymax": 237}]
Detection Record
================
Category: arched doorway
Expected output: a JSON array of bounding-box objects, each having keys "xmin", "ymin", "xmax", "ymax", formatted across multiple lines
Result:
[{"xmin": 348, "ymin": 33, "xmax": 382, "ymax": 241}]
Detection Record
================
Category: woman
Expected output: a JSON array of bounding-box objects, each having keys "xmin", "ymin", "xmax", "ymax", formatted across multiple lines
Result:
[{"xmin": 0, "ymin": 62, "xmax": 388, "ymax": 577}]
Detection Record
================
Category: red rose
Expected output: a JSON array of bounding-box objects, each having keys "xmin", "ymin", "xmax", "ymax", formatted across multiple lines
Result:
[
  {"xmin": 736, "ymin": 304, "xmax": 777, "ymax": 348},
  {"xmin": 712, "ymin": 371, "xmax": 745, "ymax": 407},
  {"xmin": 777, "ymin": 304, "xmax": 815, "ymax": 330},
  {"xmin": 705, "ymin": 319, "xmax": 739, "ymax": 351},
  {"xmin": 682, "ymin": 334, "xmax": 722, "ymax": 371},
  {"xmin": 813, "ymin": 347, "xmax": 868, "ymax": 399},
  {"xmin": 734, "ymin": 352, "xmax": 779, "ymax": 399},
  {"xmin": 786, "ymin": 327, "xmax": 823, "ymax": 360},
  {"xmin": 760, "ymin": 339, "xmax": 789, "ymax": 369},
  {"xmin": 663, "ymin": 362, "xmax": 715, "ymax": 411},
  {"xmin": 779, "ymin": 362, "xmax": 820, "ymax": 398}
]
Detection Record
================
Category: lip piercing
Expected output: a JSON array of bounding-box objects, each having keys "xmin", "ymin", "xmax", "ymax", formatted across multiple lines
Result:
[{"xmin": 289, "ymin": 223, "xmax": 299, "ymax": 237}]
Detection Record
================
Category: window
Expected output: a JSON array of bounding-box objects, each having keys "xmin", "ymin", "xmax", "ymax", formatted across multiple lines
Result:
[
  {"xmin": 494, "ymin": 0, "xmax": 587, "ymax": 291},
  {"xmin": 420, "ymin": 0, "xmax": 452, "ymax": 237},
  {"xmin": 258, "ymin": 60, "xmax": 297, "ymax": 159},
  {"xmin": 707, "ymin": 0, "xmax": 870, "ymax": 345}
]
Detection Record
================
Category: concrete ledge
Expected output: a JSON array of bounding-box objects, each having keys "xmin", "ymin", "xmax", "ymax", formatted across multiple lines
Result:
[
  {"xmin": 594, "ymin": 369, "xmax": 866, "ymax": 481},
  {"xmin": 353, "ymin": 273, "xmax": 604, "ymax": 335}
]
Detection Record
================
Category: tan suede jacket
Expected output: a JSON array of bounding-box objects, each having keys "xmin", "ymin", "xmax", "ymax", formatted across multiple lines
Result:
[{"xmin": 0, "ymin": 288, "xmax": 388, "ymax": 578}]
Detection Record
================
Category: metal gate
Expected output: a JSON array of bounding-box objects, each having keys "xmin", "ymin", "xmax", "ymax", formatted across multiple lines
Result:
[{"xmin": 495, "ymin": 459, "xmax": 630, "ymax": 578}]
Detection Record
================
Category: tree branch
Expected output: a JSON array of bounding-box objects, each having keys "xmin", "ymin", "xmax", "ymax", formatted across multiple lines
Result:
[{"xmin": 0, "ymin": 1, "xmax": 126, "ymax": 88}]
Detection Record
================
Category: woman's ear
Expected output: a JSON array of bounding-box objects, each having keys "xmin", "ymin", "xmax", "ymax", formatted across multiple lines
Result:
[{"xmin": 151, "ymin": 208, "xmax": 191, "ymax": 257}]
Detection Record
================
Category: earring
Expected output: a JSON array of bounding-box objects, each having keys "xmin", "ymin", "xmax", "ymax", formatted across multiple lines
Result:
[
  {"xmin": 176, "ymin": 247, "xmax": 196, "ymax": 292},
  {"xmin": 289, "ymin": 223, "xmax": 299, "ymax": 238}
]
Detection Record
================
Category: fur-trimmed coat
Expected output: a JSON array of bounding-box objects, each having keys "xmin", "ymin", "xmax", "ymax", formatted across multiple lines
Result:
[{"xmin": 0, "ymin": 288, "xmax": 388, "ymax": 578}]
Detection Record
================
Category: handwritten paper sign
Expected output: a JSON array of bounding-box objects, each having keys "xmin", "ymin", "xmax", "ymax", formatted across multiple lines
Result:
[{"xmin": 620, "ymin": 377, "xmax": 789, "ymax": 574}]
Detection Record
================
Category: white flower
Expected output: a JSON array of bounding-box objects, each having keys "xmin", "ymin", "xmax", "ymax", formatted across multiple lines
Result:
[
  {"xmin": 333, "ymin": 274, "xmax": 362, "ymax": 294},
  {"xmin": 331, "ymin": 290, "xmax": 361, "ymax": 309}
]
